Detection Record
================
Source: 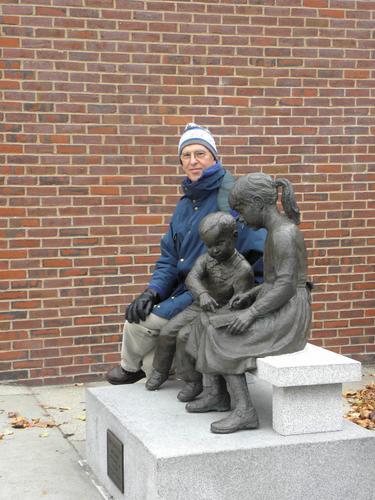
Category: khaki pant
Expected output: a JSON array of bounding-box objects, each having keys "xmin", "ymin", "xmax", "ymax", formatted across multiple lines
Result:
[{"xmin": 120, "ymin": 313, "xmax": 169, "ymax": 377}]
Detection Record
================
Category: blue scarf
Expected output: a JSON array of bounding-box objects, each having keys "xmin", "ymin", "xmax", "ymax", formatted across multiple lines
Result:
[{"xmin": 181, "ymin": 162, "xmax": 225, "ymax": 202}]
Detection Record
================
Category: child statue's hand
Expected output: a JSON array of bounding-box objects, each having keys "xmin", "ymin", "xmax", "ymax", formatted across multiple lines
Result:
[
  {"xmin": 199, "ymin": 292, "xmax": 219, "ymax": 312},
  {"xmin": 229, "ymin": 289, "xmax": 256, "ymax": 310},
  {"xmin": 227, "ymin": 310, "xmax": 256, "ymax": 336},
  {"xmin": 230, "ymin": 293, "xmax": 250, "ymax": 310}
]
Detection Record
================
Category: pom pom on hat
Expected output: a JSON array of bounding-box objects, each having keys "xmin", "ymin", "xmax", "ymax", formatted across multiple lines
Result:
[{"xmin": 178, "ymin": 123, "xmax": 218, "ymax": 160}]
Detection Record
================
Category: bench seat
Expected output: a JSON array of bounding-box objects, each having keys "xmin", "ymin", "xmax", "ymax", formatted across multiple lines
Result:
[{"xmin": 252, "ymin": 343, "xmax": 362, "ymax": 435}]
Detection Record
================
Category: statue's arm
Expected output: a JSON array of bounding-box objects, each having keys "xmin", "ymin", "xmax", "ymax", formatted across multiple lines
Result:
[
  {"xmin": 186, "ymin": 256, "xmax": 219, "ymax": 312},
  {"xmin": 185, "ymin": 255, "xmax": 209, "ymax": 300}
]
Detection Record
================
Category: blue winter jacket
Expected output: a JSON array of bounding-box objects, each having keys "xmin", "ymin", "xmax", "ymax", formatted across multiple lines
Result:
[{"xmin": 148, "ymin": 162, "xmax": 267, "ymax": 320}]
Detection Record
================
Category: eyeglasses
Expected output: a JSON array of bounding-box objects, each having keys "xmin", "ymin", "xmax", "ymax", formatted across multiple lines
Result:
[{"xmin": 180, "ymin": 150, "xmax": 209, "ymax": 163}]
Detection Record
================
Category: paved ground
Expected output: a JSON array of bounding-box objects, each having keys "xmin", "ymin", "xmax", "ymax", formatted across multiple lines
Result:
[
  {"xmin": 0, "ymin": 364, "xmax": 374, "ymax": 500},
  {"xmin": 0, "ymin": 381, "xmax": 108, "ymax": 500}
]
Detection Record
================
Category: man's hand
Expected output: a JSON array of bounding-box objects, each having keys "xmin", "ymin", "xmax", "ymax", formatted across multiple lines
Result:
[
  {"xmin": 125, "ymin": 288, "xmax": 160, "ymax": 323},
  {"xmin": 199, "ymin": 292, "xmax": 219, "ymax": 312},
  {"xmin": 227, "ymin": 310, "xmax": 256, "ymax": 336}
]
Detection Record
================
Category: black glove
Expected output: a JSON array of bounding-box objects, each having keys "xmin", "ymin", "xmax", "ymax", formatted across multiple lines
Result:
[{"xmin": 125, "ymin": 288, "xmax": 160, "ymax": 323}]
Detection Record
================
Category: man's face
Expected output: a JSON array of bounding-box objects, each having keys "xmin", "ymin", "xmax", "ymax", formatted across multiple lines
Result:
[
  {"xmin": 202, "ymin": 226, "xmax": 236, "ymax": 263},
  {"xmin": 180, "ymin": 144, "xmax": 216, "ymax": 182}
]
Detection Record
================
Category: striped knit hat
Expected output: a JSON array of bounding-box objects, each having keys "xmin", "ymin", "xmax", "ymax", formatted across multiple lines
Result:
[{"xmin": 178, "ymin": 123, "xmax": 218, "ymax": 160}]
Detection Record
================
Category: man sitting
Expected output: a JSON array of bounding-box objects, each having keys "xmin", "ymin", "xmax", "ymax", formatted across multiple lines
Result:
[{"xmin": 106, "ymin": 124, "xmax": 266, "ymax": 386}]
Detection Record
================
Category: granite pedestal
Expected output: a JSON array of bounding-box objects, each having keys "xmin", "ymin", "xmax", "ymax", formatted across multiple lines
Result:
[{"xmin": 86, "ymin": 379, "xmax": 375, "ymax": 500}]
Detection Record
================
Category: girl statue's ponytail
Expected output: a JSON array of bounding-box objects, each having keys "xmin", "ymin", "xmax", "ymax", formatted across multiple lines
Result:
[{"xmin": 275, "ymin": 178, "xmax": 301, "ymax": 225}]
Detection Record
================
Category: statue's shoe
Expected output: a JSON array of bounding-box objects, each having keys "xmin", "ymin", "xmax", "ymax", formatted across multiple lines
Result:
[
  {"xmin": 177, "ymin": 381, "xmax": 203, "ymax": 402},
  {"xmin": 145, "ymin": 370, "xmax": 168, "ymax": 391},
  {"xmin": 211, "ymin": 408, "xmax": 259, "ymax": 434},
  {"xmin": 185, "ymin": 391, "xmax": 230, "ymax": 413}
]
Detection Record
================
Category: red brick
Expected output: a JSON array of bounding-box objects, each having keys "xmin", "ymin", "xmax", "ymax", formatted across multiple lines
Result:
[{"xmin": 0, "ymin": 350, "xmax": 28, "ymax": 361}]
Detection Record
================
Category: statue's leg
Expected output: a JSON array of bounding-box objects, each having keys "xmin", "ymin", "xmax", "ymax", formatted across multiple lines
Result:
[
  {"xmin": 185, "ymin": 374, "xmax": 230, "ymax": 413},
  {"xmin": 175, "ymin": 325, "xmax": 203, "ymax": 402},
  {"xmin": 210, "ymin": 374, "xmax": 258, "ymax": 434},
  {"xmin": 146, "ymin": 304, "xmax": 200, "ymax": 391}
]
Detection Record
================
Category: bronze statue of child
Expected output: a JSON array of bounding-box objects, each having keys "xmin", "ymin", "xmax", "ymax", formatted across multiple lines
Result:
[
  {"xmin": 186, "ymin": 173, "xmax": 312, "ymax": 434},
  {"xmin": 146, "ymin": 211, "xmax": 254, "ymax": 403}
]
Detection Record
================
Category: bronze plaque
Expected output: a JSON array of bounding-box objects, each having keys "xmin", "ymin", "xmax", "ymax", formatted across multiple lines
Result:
[{"xmin": 107, "ymin": 429, "xmax": 124, "ymax": 493}]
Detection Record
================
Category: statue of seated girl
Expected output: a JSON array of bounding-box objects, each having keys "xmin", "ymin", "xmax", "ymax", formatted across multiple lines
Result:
[{"xmin": 186, "ymin": 173, "xmax": 312, "ymax": 434}]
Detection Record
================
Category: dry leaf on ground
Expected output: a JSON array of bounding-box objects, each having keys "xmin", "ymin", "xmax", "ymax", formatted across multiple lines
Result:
[
  {"xmin": 10, "ymin": 416, "xmax": 31, "ymax": 429},
  {"xmin": 32, "ymin": 418, "xmax": 58, "ymax": 428},
  {"xmin": 344, "ymin": 382, "xmax": 375, "ymax": 430},
  {"xmin": 0, "ymin": 429, "xmax": 15, "ymax": 440},
  {"xmin": 41, "ymin": 405, "xmax": 71, "ymax": 412},
  {"xmin": 8, "ymin": 414, "xmax": 58, "ymax": 430}
]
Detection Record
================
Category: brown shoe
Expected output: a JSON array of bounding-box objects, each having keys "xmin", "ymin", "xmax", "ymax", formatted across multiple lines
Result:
[{"xmin": 106, "ymin": 365, "xmax": 145, "ymax": 385}]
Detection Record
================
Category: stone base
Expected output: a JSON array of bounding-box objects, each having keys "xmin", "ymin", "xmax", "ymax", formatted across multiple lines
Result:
[{"xmin": 86, "ymin": 380, "xmax": 375, "ymax": 500}]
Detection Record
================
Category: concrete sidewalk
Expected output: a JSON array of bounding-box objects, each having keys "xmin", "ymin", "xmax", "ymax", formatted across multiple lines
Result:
[
  {"xmin": 0, "ymin": 381, "xmax": 108, "ymax": 500},
  {"xmin": 0, "ymin": 365, "xmax": 374, "ymax": 500}
]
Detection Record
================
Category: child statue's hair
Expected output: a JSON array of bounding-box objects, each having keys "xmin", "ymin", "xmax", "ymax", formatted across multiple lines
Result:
[
  {"xmin": 229, "ymin": 173, "xmax": 301, "ymax": 225},
  {"xmin": 199, "ymin": 212, "xmax": 237, "ymax": 239}
]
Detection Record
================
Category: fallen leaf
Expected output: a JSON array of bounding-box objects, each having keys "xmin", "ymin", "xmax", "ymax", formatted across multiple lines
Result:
[
  {"xmin": 357, "ymin": 419, "xmax": 371, "ymax": 428},
  {"xmin": 360, "ymin": 409, "xmax": 371, "ymax": 418},
  {"xmin": 41, "ymin": 405, "xmax": 71, "ymax": 412},
  {"xmin": 39, "ymin": 431, "xmax": 49, "ymax": 438},
  {"xmin": 10, "ymin": 416, "xmax": 30, "ymax": 429},
  {"xmin": 343, "ymin": 391, "xmax": 356, "ymax": 397},
  {"xmin": 31, "ymin": 418, "xmax": 57, "ymax": 428},
  {"xmin": 344, "ymin": 383, "xmax": 375, "ymax": 430},
  {"xmin": 8, "ymin": 413, "xmax": 58, "ymax": 430},
  {"xmin": 76, "ymin": 415, "xmax": 86, "ymax": 421},
  {"xmin": 0, "ymin": 433, "xmax": 3, "ymax": 440},
  {"xmin": 4, "ymin": 429, "xmax": 14, "ymax": 436}
]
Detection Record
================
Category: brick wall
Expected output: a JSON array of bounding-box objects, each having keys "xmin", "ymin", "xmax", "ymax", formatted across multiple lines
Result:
[{"xmin": 1, "ymin": 0, "xmax": 374, "ymax": 384}]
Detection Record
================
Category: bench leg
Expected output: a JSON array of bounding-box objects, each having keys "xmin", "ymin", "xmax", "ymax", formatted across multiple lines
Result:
[{"xmin": 272, "ymin": 383, "xmax": 344, "ymax": 435}]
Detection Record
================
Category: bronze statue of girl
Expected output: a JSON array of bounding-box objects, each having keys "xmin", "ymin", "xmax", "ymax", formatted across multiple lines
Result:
[{"xmin": 186, "ymin": 173, "xmax": 312, "ymax": 434}]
